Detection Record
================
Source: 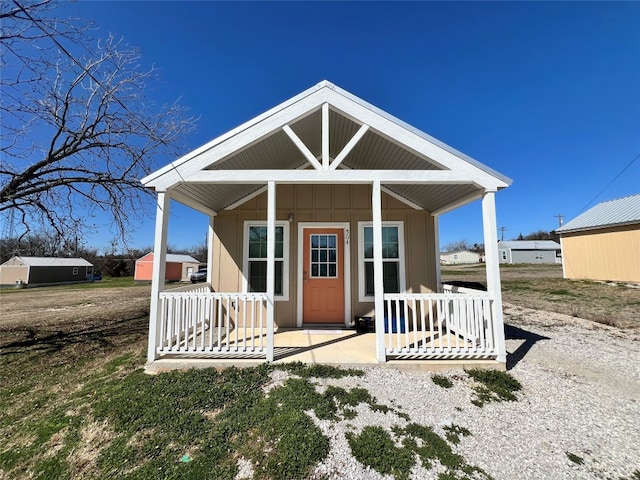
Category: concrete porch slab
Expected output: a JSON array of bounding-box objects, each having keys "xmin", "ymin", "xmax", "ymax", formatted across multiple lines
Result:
[{"xmin": 145, "ymin": 328, "xmax": 504, "ymax": 374}]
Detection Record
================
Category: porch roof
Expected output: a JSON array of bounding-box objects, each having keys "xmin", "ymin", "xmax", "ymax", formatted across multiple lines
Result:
[{"xmin": 142, "ymin": 81, "xmax": 512, "ymax": 215}]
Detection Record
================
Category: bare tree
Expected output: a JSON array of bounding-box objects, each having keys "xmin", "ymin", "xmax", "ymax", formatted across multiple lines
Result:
[
  {"xmin": 0, "ymin": 0, "xmax": 194, "ymax": 241},
  {"xmin": 442, "ymin": 239, "xmax": 473, "ymax": 253}
]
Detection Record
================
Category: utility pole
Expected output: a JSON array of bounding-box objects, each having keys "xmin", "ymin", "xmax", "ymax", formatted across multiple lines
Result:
[
  {"xmin": 554, "ymin": 214, "xmax": 564, "ymax": 228},
  {"xmin": 499, "ymin": 226, "xmax": 507, "ymax": 241}
]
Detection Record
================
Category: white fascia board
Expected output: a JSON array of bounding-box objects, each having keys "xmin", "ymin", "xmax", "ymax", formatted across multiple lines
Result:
[
  {"xmin": 182, "ymin": 169, "xmax": 485, "ymax": 185},
  {"xmin": 325, "ymin": 90, "xmax": 510, "ymax": 190},
  {"xmin": 143, "ymin": 87, "xmax": 329, "ymax": 190}
]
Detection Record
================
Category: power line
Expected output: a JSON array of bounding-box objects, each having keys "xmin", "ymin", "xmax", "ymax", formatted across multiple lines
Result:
[{"xmin": 578, "ymin": 152, "xmax": 640, "ymax": 214}]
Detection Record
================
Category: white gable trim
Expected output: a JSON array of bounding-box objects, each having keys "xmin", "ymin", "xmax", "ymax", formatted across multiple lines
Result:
[
  {"xmin": 144, "ymin": 83, "xmax": 511, "ymax": 192},
  {"xmin": 282, "ymin": 124, "xmax": 323, "ymax": 170},
  {"xmin": 145, "ymin": 92, "xmax": 327, "ymax": 190},
  {"xmin": 325, "ymin": 91, "xmax": 509, "ymax": 190},
  {"xmin": 330, "ymin": 123, "xmax": 369, "ymax": 170}
]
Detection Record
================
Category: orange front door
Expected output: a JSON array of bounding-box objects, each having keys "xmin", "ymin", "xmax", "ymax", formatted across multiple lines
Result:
[{"xmin": 302, "ymin": 228, "xmax": 345, "ymax": 324}]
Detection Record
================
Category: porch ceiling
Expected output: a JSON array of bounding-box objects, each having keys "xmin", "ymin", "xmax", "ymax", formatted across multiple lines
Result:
[{"xmin": 145, "ymin": 81, "xmax": 511, "ymax": 215}]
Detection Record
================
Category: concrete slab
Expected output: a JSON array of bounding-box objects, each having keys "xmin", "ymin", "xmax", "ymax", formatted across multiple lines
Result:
[{"xmin": 145, "ymin": 328, "xmax": 504, "ymax": 374}]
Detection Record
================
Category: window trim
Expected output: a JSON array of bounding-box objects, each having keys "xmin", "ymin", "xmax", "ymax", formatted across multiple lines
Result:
[
  {"xmin": 242, "ymin": 220, "xmax": 290, "ymax": 301},
  {"xmin": 357, "ymin": 221, "xmax": 406, "ymax": 302}
]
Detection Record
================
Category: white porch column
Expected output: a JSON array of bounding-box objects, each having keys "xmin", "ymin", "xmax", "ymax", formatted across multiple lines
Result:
[
  {"xmin": 147, "ymin": 191, "xmax": 170, "ymax": 364},
  {"xmin": 433, "ymin": 214, "xmax": 442, "ymax": 292},
  {"xmin": 206, "ymin": 215, "xmax": 215, "ymax": 287},
  {"xmin": 372, "ymin": 180, "xmax": 386, "ymax": 362},
  {"xmin": 482, "ymin": 191, "xmax": 507, "ymax": 363},
  {"xmin": 266, "ymin": 181, "xmax": 276, "ymax": 362}
]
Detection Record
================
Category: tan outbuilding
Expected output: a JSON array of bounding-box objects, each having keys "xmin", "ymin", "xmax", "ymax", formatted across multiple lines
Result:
[{"xmin": 556, "ymin": 194, "xmax": 640, "ymax": 283}]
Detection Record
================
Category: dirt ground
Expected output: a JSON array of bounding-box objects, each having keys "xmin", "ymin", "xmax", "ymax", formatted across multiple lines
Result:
[{"xmin": 0, "ymin": 286, "xmax": 151, "ymax": 361}]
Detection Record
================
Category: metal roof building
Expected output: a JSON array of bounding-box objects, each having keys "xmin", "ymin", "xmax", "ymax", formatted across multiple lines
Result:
[
  {"xmin": 0, "ymin": 256, "xmax": 94, "ymax": 287},
  {"xmin": 556, "ymin": 194, "xmax": 640, "ymax": 233},
  {"xmin": 556, "ymin": 194, "xmax": 640, "ymax": 283},
  {"xmin": 497, "ymin": 240, "xmax": 561, "ymax": 264}
]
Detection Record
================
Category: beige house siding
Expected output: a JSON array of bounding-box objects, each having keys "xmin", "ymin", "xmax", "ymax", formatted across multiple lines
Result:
[
  {"xmin": 212, "ymin": 184, "xmax": 437, "ymax": 328},
  {"xmin": 0, "ymin": 261, "xmax": 29, "ymax": 285},
  {"xmin": 561, "ymin": 224, "xmax": 640, "ymax": 283}
]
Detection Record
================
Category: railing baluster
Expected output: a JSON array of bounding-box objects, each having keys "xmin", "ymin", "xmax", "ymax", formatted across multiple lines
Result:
[{"xmin": 410, "ymin": 298, "xmax": 417, "ymax": 353}]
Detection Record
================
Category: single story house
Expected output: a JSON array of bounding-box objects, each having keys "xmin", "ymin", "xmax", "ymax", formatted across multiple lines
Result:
[
  {"xmin": 440, "ymin": 250, "xmax": 481, "ymax": 265},
  {"xmin": 497, "ymin": 240, "xmax": 561, "ymax": 264},
  {"xmin": 134, "ymin": 253, "xmax": 202, "ymax": 283},
  {"xmin": 555, "ymin": 194, "xmax": 640, "ymax": 283},
  {"xmin": 141, "ymin": 81, "xmax": 512, "ymax": 367},
  {"xmin": 0, "ymin": 256, "xmax": 94, "ymax": 287}
]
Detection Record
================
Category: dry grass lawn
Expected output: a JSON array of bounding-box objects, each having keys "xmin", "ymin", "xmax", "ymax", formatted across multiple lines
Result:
[{"xmin": 442, "ymin": 264, "xmax": 640, "ymax": 329}]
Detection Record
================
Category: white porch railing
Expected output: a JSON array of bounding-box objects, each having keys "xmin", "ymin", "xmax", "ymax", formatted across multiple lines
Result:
[
  {"xmin": 157, "ymin": 291, "xmax": 269, "ymax": 357},
  {"xmin": 383, "ymin": 291, "xmax": 498, "ymax": 359},
  {"xmin": 165, "ymin": 282, "xmax": 214, "ymax": 293}
]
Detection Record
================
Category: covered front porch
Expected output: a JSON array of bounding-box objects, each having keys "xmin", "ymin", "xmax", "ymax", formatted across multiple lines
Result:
[
  {"xmin": 142, "ymin": 81, "xmax": 511, "ymax": 368},
  {"xmin": 145, "ymin": 281, "xmax": 503, "ymax": 370}
]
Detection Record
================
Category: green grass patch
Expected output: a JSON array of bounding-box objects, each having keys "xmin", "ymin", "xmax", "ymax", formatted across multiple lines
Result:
[
  {"xmin": 443, "ymin": 424, "xmax": 471, "ymax": 445},
  {"xmin": 566, "ymin": 451, "xmax": 584, "ymax": 465},
  {"xmin": 277, "ymin": 361, "xmax": 364, "ymax": 379},
  {"xmin": 347, "ymin": 423, "xmax": 491, "ymax": 479},
  {"xmin": 501, "ymin": 282, "xmax": 532, "ymax": 292},
  {"xmin": 466, "ymin": 369, "xmax": 522, "ymax": 407},
  {"xmin": 347, "ymin": 426, "xmax": 415, "ymax": 480},
  {"xmin": 432, "ymin": 374, "xmax": 454, "ymax": 389}
]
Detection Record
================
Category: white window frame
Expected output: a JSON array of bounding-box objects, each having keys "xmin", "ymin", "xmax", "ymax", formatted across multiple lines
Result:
[
  {"xmin": 243, "ymin": 220, "xmax": 290, "ymax": 301},
  {"xmin": 72, "ymin": 267, "xmax": 79, "ymax": 276},
  {"xmin": 358, "ymin": 221, "xmax": 406, "ymax": 302}
]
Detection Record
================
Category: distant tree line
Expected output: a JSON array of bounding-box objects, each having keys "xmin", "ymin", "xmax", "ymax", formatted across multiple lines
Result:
[
  {"xmin": 0, "ymin": 231, "xmax": 207, "ymax": 277},
  {"xmin": 514, "ymin": 230, "xmax": 560, "ymax": 243},
  {"xmin": 442, "ymin": 240, "xmax": 485, "ymax": 254}
]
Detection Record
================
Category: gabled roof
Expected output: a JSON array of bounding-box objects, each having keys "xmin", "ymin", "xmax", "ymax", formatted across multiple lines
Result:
[
  {"xmin": 440, "ymin": 250, "xmax": 480, "ymax": 256},
  {"xmin": 2, "ymin": 256, "xmax": 93, "ymax": 267},
  {"xmin": 556, "ymin": 194, "xmax": 640, "ymax": 234},
  {"xmin": 498, "ymin": 241, "xmax": 561, "ymax": 250},
  {"xmin": 137, "ymin": 252, "xmax": 201, "ymax": 263},
  {"xmin": 142, "ymin": 81, "xmax": 511, "ymax": 215}
]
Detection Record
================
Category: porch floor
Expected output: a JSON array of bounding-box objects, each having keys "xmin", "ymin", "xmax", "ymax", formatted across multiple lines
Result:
[{"xmin": 146, "ymin": 328, "xmax": 504, "ymax": 374}]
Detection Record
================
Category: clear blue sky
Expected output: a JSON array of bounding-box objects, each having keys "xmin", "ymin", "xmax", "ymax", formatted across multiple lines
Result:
[{"xmin": 65, "ymin": 1, "xmax": 639, "ymax": 251}]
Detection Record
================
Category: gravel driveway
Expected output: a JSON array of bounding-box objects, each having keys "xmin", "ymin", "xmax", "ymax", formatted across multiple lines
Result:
[{"xmin": 304, "ymin": 304, "xmax": 640, "ymax": 479}]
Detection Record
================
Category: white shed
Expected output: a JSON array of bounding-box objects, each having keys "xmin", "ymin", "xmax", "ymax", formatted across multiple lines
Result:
[{"xmin": 440, "ymin": 250, "xmax": 481, "ymax": 265}]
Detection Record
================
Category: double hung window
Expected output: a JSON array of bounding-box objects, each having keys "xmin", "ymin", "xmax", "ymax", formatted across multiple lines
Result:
[
  {"xmin": 358, "ymin": 222, "xmax": 405, "ymax": 301},
  {"xmin": 244, "ymin": 222, "xmax": 289, "ymax": 300}
]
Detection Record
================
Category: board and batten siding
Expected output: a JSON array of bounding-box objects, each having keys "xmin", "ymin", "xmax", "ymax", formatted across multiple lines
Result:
[
  {"xmin": 561, "ymin": 224, "xmax": 640, "ymax": 283},
  {"xmin": 211, "ymin": 184, "xmax": 438, "ymax": 328}
]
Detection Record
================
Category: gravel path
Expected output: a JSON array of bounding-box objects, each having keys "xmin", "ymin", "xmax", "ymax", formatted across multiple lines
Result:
[{"xmin": 295, "ymin": 304, "xmax": 640, "ymax": 479}]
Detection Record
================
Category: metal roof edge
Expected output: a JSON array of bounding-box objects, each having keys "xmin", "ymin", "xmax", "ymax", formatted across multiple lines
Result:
[{"xmin": 556, "ymin": 220, "xmax": 640, "ymax": 234}]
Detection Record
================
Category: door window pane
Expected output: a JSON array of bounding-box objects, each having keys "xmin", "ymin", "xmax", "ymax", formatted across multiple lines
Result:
[{"xmin": 310, "ymin": 233, "xmax": 338, "ymax": 278}]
